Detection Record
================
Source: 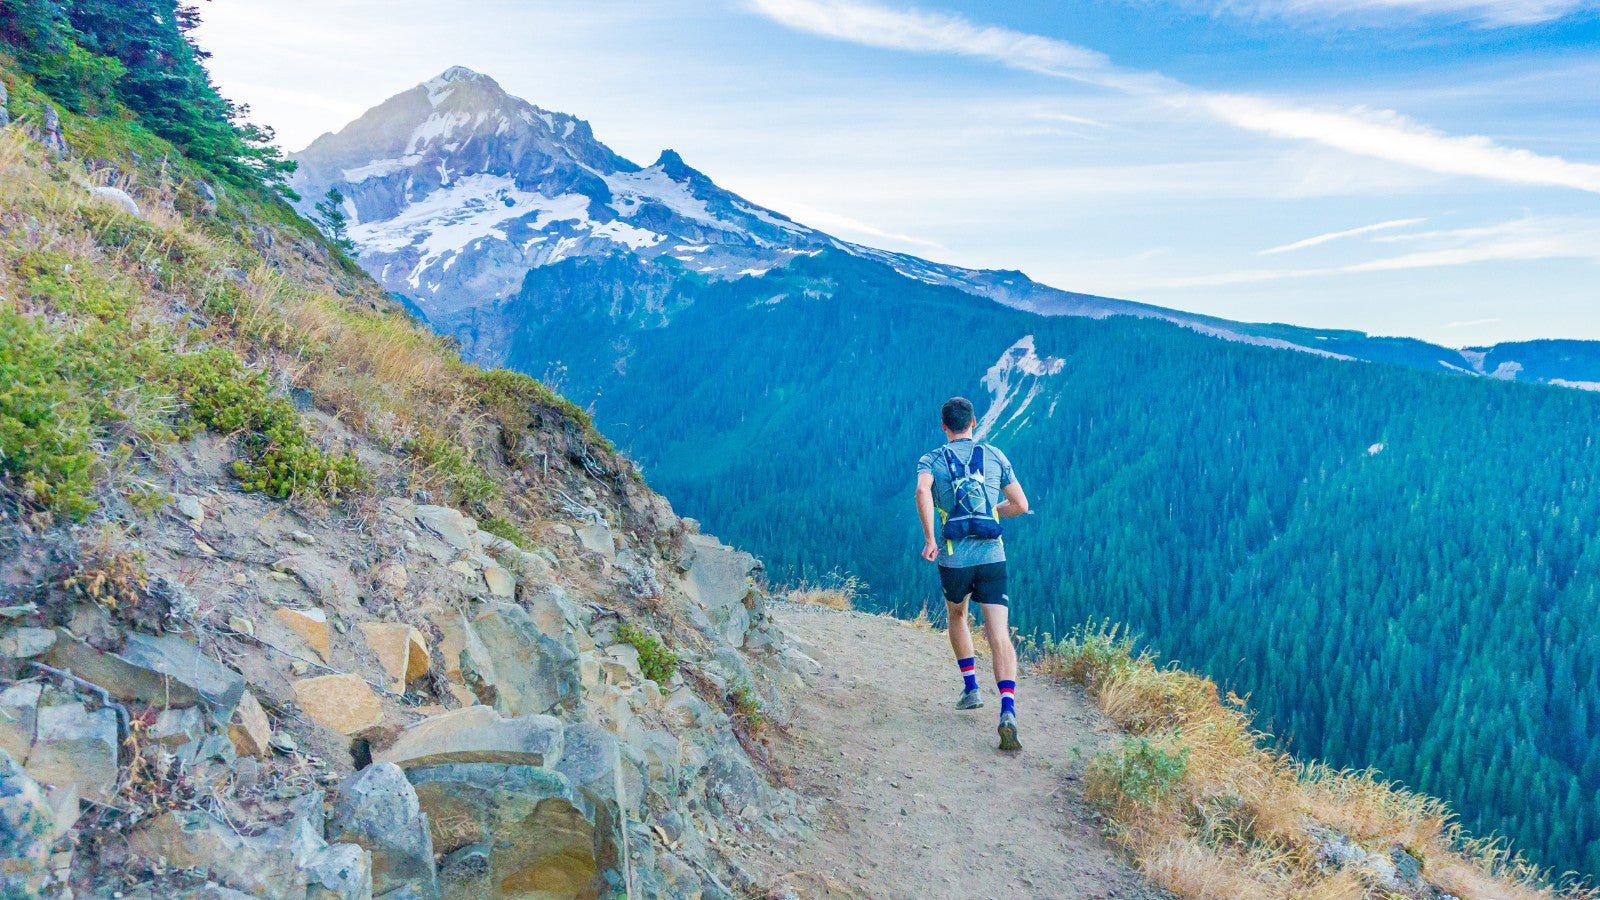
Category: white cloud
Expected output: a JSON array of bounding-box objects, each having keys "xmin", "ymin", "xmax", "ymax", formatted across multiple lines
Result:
[
  {"xmin": 1445, "ymin": 317, "xmax": 1501, "ymax": 328},
  {"xmin": 1030, "ymin": 112, "xmax": 1111, "ymax": 128},
  {"xmin": 776, "ymin": 200, "xmax": 946, "ymax": 249},
  {"xmin": 1261, "ymin": 217, "xmax": 1426, "ymax": 254},
  {"xmin": 748, "ymin": 0, "xmax": 1600, "ymax": 194},
  {"xmin": 1154, "ymin": 216, "xmax": 1600, "ymax": 286},
  {"xmin": 1202, "ymin": 95, "xmax": 1600, "ymax": 192},
  {"xmin": 748, "ymin": 0, "xmax": 1110, "ymax": 78}
]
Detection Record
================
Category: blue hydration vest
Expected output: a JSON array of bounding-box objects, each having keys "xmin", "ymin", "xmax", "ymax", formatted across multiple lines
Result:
[{"xmin": 940, "ymin": 444, "xmax": 1004, "ymax": 543}]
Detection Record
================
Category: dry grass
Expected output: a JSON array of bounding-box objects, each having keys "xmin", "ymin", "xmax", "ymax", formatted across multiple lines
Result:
[
  {"xmin": 1046, "ymin": 620, "xmax": 1592, "ymax": 900},
  {"xmin": 786, "ymin": 587, "xmax": 854, "ymax": 610},
  {"xmin": 0, "ymin": 123, "xmax": 609, "ymax": 528},
  {"xmin": 782, "ymin": 570, "xmax": 866, "ymax": 611}
]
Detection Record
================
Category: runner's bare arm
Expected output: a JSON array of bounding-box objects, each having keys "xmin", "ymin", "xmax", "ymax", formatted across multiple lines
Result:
[
  {"xmin": 915, "ymin": 472, "xmax": 939, "ymax": 561},
  {"xmin": 995, "ymin": 482, "xmax": 1030, "ymax": 518}
]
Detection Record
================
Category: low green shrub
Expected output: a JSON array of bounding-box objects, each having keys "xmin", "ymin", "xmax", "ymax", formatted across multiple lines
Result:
[
  {"xmin": 480, "ymin": 515, "xmax": 531, "ymax": 550},
  {"xmin": 166, "ymin": 349, "xmax": 366, "ymax": 500},
  {"xmin": 728, "ymin": 677, "xmax": 766, "ymax": 733},
  {"xmin": 401, "ymin": 428, "xmax": 496, "ymax": 505},
  {"xmin": 0, "ymin": 303, "xmax": 99, "ymax": 517},
  {"xmin": 616, "ymin": 623, "xmax": 679, "ymax": 684},
  {"xmin": 1087, "ymin": 737, "xmax": 1190, "ymax": 811}
]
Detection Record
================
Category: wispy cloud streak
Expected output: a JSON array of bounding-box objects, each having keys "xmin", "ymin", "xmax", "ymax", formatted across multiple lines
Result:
[
  {"xmin": 1261, "ymin": 217, "xmax": 1425, "ymax": 254},
  {"xmin": 748, "ymin": 0, "xmax": 1600, "ymax": 193},
  {"xmin": 1155, "ymin": 216, "xmax": 1600, "ymax": 286}
]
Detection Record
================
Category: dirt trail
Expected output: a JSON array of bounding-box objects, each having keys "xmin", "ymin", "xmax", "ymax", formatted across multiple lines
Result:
[{"xmin": 766, "ymin": 603, "xmax": 1167, "ymax": 900}]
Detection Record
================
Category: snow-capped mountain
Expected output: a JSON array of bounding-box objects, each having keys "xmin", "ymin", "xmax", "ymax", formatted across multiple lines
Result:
[
  {"xmin": 293, "ymin": 67, "xmax": 1600, "ymax": 388},
  {"xmin": 292, "ymin": 67, "xmax": 833, "ymax": 316},
  {"xmin": 292, "ymin": 68, "xmax": 1243, "ymax": 332}
]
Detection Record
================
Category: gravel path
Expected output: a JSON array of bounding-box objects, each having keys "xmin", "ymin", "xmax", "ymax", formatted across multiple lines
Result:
[{"xmin": 765, "ymin": 602, "xmax": 1168, "ymax": 900}]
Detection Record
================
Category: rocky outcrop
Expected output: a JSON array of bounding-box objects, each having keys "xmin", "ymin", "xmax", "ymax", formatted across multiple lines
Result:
[
  {"xmin": 329, "ymin": 762, "xmax": 437, "ymax": 897},
  {"xmin": 40, "ymin": 102, "xmax": 64, "ymax": 156},
  {"xmin": 679, "ymin": 533, "xmax": 762, "ymax": 648},
  {"xmin": 45, "ymin": 630, "xmax": 245, "ymax": 725},
  {"xmin": 0, "ymin": 82, "xmax": 822, "ymax": 897},
  {"xmin": 25, "ymin": 702, "xmax": 119, "ymax": 804},
  {"xmin": 1, "ymin": 343, "xmax": 807, "ymax": 900},
  {"xmin": 375, "ymin": 706, "xmax": 562, "ymax": 769},
  {"xmin": 90, "ymin": 186, "xmax": 140, "ymax": 217},
  {"xmin": 410, "ymin": 763, "xmax": 611, "ymax": 899},
  {"xmin": 293, "ymin": 673, "xmax": 384, "ymax": 735},
  {"xmin": 126, "ymin": 791, "xmax": 372, "ymax": 900},
  {"xmin": 461, "ymin": 603, "xmax": 580, "ymax": 717},
  {"xmin": 1, "ymin": 475, "xmax": 810, "ymax": 897}
]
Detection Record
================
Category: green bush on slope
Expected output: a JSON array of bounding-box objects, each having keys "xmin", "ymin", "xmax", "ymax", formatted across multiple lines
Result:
[
  {"xmin": 167, "ymin": 349, "xmax": 365, "ymax": 500},
  {"xmin": 0, "ymin": 140, "xmax": 366, "ymax": 515}
]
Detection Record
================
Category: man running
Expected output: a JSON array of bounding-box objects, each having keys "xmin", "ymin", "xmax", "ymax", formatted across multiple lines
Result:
[{"xmin": 915, "ymin": 397, "xmax": 1030, "ymax": 752}]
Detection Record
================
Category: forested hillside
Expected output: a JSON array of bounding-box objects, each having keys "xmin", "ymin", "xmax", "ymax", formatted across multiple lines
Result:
[{"xmin": 499, "ymin": 249, "xmax": 1600, "ymax": 879}]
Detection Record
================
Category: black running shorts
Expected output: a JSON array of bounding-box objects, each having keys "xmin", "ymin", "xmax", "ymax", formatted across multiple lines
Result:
[{"xmin": 938, "ymin": 561, "xmax": 1008, "ymax": 607}]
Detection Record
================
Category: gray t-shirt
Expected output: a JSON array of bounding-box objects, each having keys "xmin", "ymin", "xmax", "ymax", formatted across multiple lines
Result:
[{"xmin": 917, "ymin": 439, "xmax": 1016, "ymax": 568}]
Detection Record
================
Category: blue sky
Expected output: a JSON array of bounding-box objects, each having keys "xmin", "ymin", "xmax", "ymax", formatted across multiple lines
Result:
[{"xmin": 195, "ymin": 0, "xmax": 1599, "ymax": 344}]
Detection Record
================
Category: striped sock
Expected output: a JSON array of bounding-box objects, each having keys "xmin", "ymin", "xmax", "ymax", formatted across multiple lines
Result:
[
  {"xmin": 998, "ymin": 680, "xmax": 1016, "ymax": 716},
  {"xmin": 958, "ymin": 657, "xmax": 978, "ymax": 692}
]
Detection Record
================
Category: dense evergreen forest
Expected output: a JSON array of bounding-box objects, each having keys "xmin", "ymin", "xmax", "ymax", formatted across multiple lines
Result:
[
  {"xmin": 491, "ymin": 250, "xmax": 1600, "ymax": 879},
  {"xmin": 0, "ymin": 0, "xmax": 293, "ymax": 189}
]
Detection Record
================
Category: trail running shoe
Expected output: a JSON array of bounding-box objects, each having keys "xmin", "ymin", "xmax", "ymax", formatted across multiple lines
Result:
[
  {"xmin": 956, "ymin": 687, "xmax": 984, "ymax": 710},
  {"xmin": 998, "ymin": 711, "xmax": 1022, "ymax": 752}
]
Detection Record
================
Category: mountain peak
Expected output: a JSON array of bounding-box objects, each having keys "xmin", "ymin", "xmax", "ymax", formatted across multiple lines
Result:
[
  {"xmin": 430, "ymin": 65, "xmax": 493, "ymax": 86},
  {"xmin": 422, "ymin": 66, "xmax": 505, "ymax": 108},
  {"xmin": 654, "ymin": 148, "xmax": 700, "ymax": 181}
]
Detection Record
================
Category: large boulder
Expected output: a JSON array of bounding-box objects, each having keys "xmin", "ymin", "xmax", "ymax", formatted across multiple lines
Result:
[
  {"xmin": 0, "ymin": 626, "xmax": 55, "ymax": 659},
  {"xmin": 26, "ymin": 701, "xmax": 119, "ymax": 804},
  {"xmin": 304, "ymin": 842, "xmax": 375, "ymax": 900},
  {"xmin": 463, "ymin": 604, "xmax": 579, "ymax": 717},
  {"xmin": 330, "ymin": 762, "xmax": 438, "ymax": 897},
  {"xmin": 0, "ymin": 751, "xmax": 56, "ymax": 897},
  {"xmin": 407, "ymin": 763, "xmax": 616, "ymax": 899},
  {"xmin": 294, "ymin": 674, "xmax": 383, "ymax": 735},
  {"xmin": 91, "ymin": 186, "xmax": 140, "ymax": 217},
  {"xmin": 358, "ymin": 623, "xmax": 430, "ymax": 692},
  {"xmin": 554, "ymin": 723, "xmax": 631, "ymax": 895},
  {"xmin": 127, "ymin": 810, "xmax": 313, "ymax": 899},
  {"xmin": 41, "ymin": 103, "xmax": 65, "ymax": 156},
  {"xmin": 0, "ymin": 683, "xmax": 41, "ymax": 762},
  {"xmin": 274, "ymin": 555, "xmax": 362, "ymax": 610},
  {"xmin": 45, "ymin": 630, "xmax": 245, "ymax": 725},
  {"xmin": 520, "ymin": 583, "xmax": 582, "ymax": 653},
  {"xmin": 128, "ymin": 791, "xmax": 373, "ymax": 900},
  {"xmin": 375, "ymin": 706, "xmax": 563, "ymax": 770},
  {"xmin": 575, "ymin": 521, "xmax": 615, "ymax": 563},
  {"xmin": 411, "ymin": 504, "xmax": 477, "ymax": 552},
  {"xmin": 678, "ymin": 534, "xmax": 760, "ymax": 647}
]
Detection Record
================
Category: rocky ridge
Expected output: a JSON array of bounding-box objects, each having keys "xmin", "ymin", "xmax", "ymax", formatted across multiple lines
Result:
[
  {"xmin": 1, "ymin": 431, "xmax": 814, "ymax": 897},
  {"xmin": 0, "ymin": 87, "xmax": 815, "ymax": 898}
]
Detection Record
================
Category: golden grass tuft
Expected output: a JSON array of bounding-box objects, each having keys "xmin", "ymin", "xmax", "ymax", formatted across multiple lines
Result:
[
  {"xmin": 782, "ymin": 569, "xmax": 866, "ymax": 611},
  {"xmin": 1045, "ymin": 619, "xmax": 1594, "ymax": 900}
]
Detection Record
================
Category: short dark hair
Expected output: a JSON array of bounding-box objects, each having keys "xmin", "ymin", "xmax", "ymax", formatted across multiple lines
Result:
[{"xmin": 941, "ymin": 397, "xmax": 975, "ymax": 432}]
